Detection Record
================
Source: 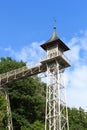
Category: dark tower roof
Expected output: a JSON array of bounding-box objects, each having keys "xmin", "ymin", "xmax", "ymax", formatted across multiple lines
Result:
[
  {"xmin": 40, "ymin": 27, "xmax": 70, "ymax": 51},
  {"xmin": 46, "ymin": 26, "xmax": 59, "ymax": 42}
]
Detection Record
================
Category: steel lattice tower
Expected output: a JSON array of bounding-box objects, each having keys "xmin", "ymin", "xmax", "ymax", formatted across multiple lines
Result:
[
  {"xmin": 40, "ymin": 27, "xmax": 70, "ymax": 130},
  {"xmin": 0, "ymin": 26, "xmax": 70, "ymax": 130}
]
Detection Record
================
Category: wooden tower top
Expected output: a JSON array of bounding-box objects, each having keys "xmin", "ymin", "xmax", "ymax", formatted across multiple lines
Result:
[{"xmin": 40, "ymin": 27, "xmax": 70, "ymax": 52}]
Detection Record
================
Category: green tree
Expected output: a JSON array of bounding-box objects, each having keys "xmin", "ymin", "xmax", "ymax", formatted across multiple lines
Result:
[
  {"xmin": 68, "ymin": 107, "xmax": 87, "ymax": 130},
  {"xmin": 0, "ymin": 57, "xmax": 45, "ymax": 130},
  {"xmin": 8, "ymin": 77, "xmax": 45, "ymax": 130},
  {"xmin": 31, "ymin": 120, "xmax": 45, "ymax": 130},
  {"xmin": 0, "ymin": 57, "xmax": 25, "ymax": 74},
  {"xmin": 0, "ymin": 92, "xmax": 7, "ymax": 130}
]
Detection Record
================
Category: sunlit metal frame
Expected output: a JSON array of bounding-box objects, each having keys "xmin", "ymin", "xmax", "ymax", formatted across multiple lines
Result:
[
  {"xmin": 45, "ymin": 60, "xmax": 69, "ymax": 130},
  {"xmin": 0, "ymin": 86, "xmax": 13, "ymax": 130}
]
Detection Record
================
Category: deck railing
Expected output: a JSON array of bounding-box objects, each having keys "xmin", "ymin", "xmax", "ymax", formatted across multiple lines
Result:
[{"xmin": 40, "ymin": 51, "xmax": 71, "ymax": 65}]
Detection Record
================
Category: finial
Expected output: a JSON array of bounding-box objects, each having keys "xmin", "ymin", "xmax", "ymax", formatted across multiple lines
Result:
[{"xmin": 53, "ymin": 17, "xmax": 56, "ymax": 29}]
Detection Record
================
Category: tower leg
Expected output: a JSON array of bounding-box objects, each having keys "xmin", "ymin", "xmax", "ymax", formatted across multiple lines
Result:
[{"xmin": 3, "ymin": 87, "xmax": 13, "ymax": 130}]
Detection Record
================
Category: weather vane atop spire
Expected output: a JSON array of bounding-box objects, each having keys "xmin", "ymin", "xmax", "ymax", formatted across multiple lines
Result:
[{"xmin": 53, "ymin": 17, "xmax": 56, "ymax": 29}]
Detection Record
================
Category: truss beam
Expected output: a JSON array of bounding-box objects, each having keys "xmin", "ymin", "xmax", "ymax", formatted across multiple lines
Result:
[{"xmin": 0, "ymin": 64, "xmax": 46, "ymax": 86}]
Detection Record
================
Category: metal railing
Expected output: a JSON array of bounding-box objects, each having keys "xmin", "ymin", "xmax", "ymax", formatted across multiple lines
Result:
[
  {"xmin": 40, "ymin": 51, "xmax": 71, "ymax": 65},
  {"xmin": 0, "ymin": 62, "xmax": 43, "ymax": 86}
]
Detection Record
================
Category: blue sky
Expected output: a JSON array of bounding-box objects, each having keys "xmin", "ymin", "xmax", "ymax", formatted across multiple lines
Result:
[{"xmin": 0, "ymin": 0, "xmax": 87, "ymax": 111}]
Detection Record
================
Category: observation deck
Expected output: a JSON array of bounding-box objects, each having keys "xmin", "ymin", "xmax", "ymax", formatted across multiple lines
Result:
[{"xmin": 41, "ymin": 50, "xmax": 71, "ymax": 69}]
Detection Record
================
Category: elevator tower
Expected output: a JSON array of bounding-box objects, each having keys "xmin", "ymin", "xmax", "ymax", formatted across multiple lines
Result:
[
  {"xmin": 40, "ymin": 26, "xmax": 70, "ymax": 130},
  {"xmin": 0, "ymin": 26, "xmax": 70, "ymax": 130}
]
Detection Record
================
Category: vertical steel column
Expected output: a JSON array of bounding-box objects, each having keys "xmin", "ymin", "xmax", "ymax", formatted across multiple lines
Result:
[{"xmin": 4, "ymin": 87, "xmax": 13, "ymax": 130}]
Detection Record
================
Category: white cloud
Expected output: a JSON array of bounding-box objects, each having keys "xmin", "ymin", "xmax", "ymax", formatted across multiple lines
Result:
[
  {"xmin": 14, "ymin": 41, "xmax": 45, "ymax": 65},
  {"xmin": 1, "ymin": 41, "xmax": 45, "ymax": 65},
  {"xmin": 4, "ymin": 47, "xmax": 12, "ymax": 51},
  {"xmin": 65, "ymin": 31, "xmax": 87, "ymax": 111}
]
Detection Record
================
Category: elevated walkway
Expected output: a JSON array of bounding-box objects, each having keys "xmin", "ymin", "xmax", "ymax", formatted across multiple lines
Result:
[
  {"xmin": 0, "ymin": 52, "xmax": 70, "ymax": 86},
  {"xmin": 0, "ymin": 63, "xmax": 46, "ymax": 86}
]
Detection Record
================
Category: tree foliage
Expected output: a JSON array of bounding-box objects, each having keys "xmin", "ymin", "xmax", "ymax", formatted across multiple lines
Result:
[
  {"xmin": 8, "ymin": 77, "xmax": 45, "ymax": 130},
  {"xmin": 68, "ymin": 107, "xmax": 87, "ymax": 130},
  {"xmin": 0, "ymin": 57, "xmax": 25, "ymax": 74},
  {"xmin": 0, "ymin": 57, "xmax": 45, "ymax": 130}
]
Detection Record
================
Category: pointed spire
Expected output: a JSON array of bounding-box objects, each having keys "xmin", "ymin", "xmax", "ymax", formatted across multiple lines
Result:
[
  {"xmin": 40, "ymin": 23, "xmax": 70, "ymax": 51},
  {"xmin": 47, "ymin": 25, "xmax": 59, "ymax": 43}
]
